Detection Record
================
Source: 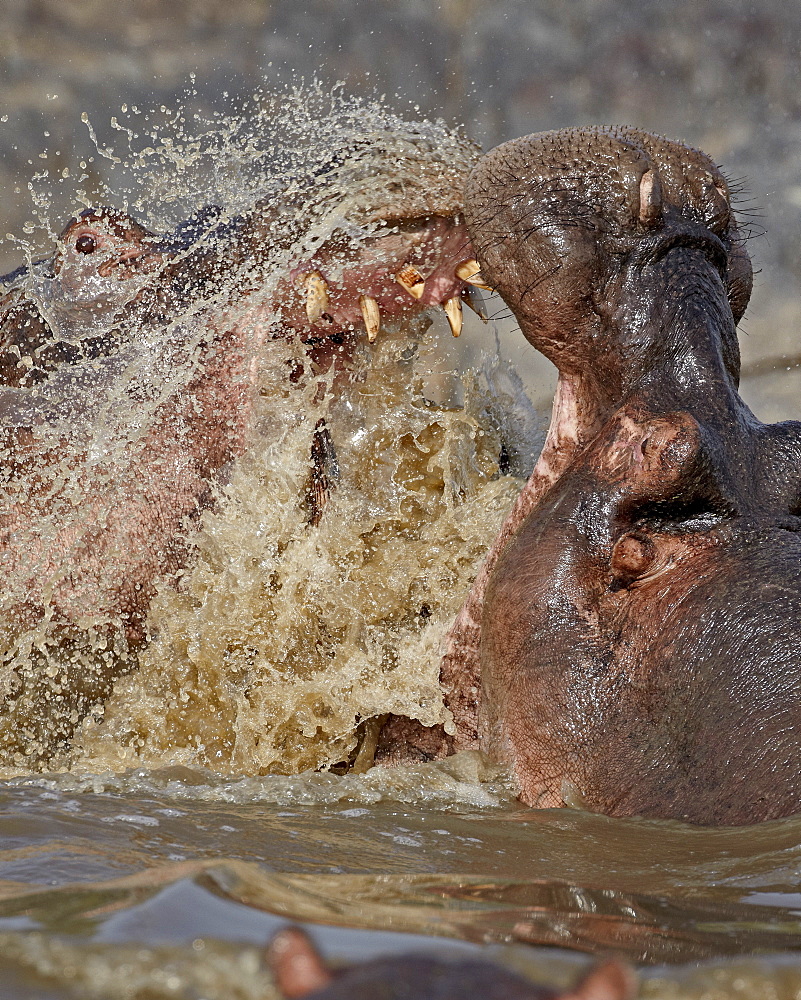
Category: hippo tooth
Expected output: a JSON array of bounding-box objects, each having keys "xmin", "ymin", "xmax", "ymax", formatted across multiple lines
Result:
[
  {"xmin": 359, "ymin": 294, "xmax": 381, "ymax": 342},
  {"xmin": 395, "ymin": 264, "xmax": 426, "ymax": 299},
  {"xmin": 638, "ymin": 169, "xmax": 662, "ymax": 225},
  {"xmin": 443, "ymin": 296, "xmax": 463, "ymax": 337},
  {"xmin": 305, "ymin": 272, "xmax": 330, "ymax": 323},
  {"xmin": 455, "ymin": 258, "xmax": 494, "ymax": 291},
  {"xmin": 462, "ymin": 285, "xmax": 488, "ymax": 323}
]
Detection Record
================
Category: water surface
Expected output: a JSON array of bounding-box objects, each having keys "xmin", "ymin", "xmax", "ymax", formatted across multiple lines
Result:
[{"xmin": 3, "ymin": 758, "xmax": 801, "ymax": 997}]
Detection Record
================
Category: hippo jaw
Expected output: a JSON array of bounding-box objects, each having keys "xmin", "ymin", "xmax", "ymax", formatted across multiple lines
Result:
[
  {"xmin": 0, "ymin": 122, "xmax": 500, "ymax": 765},
  {"xmin": 454, "ymin": 127, "xmax": 801, "ymax": 825},
  {"xmin": 465, "ymin": 128, "xmax": 752, "ymax": 411}
]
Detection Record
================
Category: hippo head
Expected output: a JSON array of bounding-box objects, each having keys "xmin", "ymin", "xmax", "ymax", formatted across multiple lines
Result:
[
  {"xmin": 265, "ymin": 925, "xmax": 635, "ymax": 1000},
  {"xmin": 454, "ymin": 127, "xmax": 801, "ymax": 824},
  {"xmin": 466, "ymin": 127, "xmax": 753, "ymax": 409},
  {"xmin": 0, "ymin": 125, "xmax": 489, "ymax": 760}
]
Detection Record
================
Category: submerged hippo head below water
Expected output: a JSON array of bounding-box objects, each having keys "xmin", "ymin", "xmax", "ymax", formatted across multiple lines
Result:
[
  {"xmin": 264, "ymin": 925, "xmax": 635, "ymax": 1000},
  {"xmin": 1, "ymin": 121, "xmax": 800, "ymax": 826}
]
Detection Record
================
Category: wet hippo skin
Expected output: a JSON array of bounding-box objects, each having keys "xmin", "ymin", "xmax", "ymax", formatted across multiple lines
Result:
[
  {"xmin": 449, "ymin": 127, "xmax": 801, "ymax": 825},
  {"xmin": 265, "ymin": 926, "xmax": 635, "ymax": 1000}
]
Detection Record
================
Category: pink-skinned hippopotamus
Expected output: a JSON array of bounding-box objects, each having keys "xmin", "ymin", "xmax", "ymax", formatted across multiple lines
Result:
[
  {"xmin": 0, "ymin": 128, "xmax": 484, "ymax": 749},
  {"xmin": 436, "ymin": 126, "xmax": 801, "ymax": 826},
  {"xmin": 0, "ymin": 133, "xmax": 483, "ymax": 628}
]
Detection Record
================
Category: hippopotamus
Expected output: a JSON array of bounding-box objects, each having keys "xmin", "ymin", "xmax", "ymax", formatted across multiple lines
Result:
[
  {"xmin": 0, "ymin": 128, "xmax": 482, "ymax": 627},
  {"xmin": 437, "ymin": 126, "xmax": 801, "ymax": 825},
  {"xmin": 0, "ymin": 125, "xmax": 483, "ymax": 749},
  {"xmin": 265, "ymin": 926, "xmax": 635, "ymax": 1000},
  {"xmin": 3, "ymin": 118, "xmax": 801, "ymax": 827}
]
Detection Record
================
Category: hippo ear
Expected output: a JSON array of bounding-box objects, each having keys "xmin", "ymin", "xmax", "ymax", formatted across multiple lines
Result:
[
  {"xmin": 562, "ymin": 959, "xmax": 637, "ymax": 1000},
  {"xmin": 265, "ymin": 927, "xmax": 333, "ymax": 998}
]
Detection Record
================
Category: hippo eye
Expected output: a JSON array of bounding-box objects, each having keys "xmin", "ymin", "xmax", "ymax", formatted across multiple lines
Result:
[{"xmin": 74, "ymin": 234, "xmax": 98, "ymax": 254}]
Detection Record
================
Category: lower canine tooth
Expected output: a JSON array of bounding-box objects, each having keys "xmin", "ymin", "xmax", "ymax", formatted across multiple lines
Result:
[
  {"xmin": 462, "ymin": 285, "xmax": 488, "ymax": 323},
  {"xmin": 455, "ymin": 258, "xmax": 493, "ymax": 291},
  {"xmin": 395, "ymin": 264, "xmax": 426, "ymax": 299},
  {"xmin": 305, "ymin": 272, "xmax": 329, "ymax": 323},
  {"xmin": 443, "ymin": 296, "xmax": 463, "ymax": 337},
  {"xmin": 360, "ymin": 295, "xmax": 381, "ymax": 342}
]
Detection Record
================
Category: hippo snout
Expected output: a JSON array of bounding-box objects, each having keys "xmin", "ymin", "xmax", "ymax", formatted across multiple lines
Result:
[{"xmin": 463, "ymin": 127, "xmax": 752, "ymax": 385}]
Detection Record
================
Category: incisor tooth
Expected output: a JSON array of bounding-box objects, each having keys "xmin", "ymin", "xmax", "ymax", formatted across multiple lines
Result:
[
  {"xmin": 360, "ymin": 295, "xmax": 381, "ymax": 342},
  {"xmin": 395, "ymin": 264, "xmax": 426, "ymax": 299},
  {"xmin": 305, "ymin": 272, "xmax": 329, "ymax": 323},
  {"xmin": 462, "ymin": 285, "xmax": 488, "ymax": 323},
  {"xmin": 455, "ymin": 258, "xmax": 493, "ymax": 291},
  {"xmin": 443, "ymin": 296, "xmax": 463, "ymax": 337}
]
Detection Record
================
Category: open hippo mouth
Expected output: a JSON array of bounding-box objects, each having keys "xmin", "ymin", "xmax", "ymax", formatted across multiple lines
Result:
[
  {"xmin": 2, "ymin": 115, "xmax": 800, "ymax": 828},
  {"xmin": 439, "ymin": 126, "xmax": 801, "ymax": 826},
  {"xmin": 0, "ymin": 125, "xmax": 486, "ymax": 539},
  {"xmin": 0, "ymin": 117, "xmax": 519, "ymax": 768}
]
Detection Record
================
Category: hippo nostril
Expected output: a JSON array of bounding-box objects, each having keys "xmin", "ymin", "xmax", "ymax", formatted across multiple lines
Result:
[
  {"xmin": 75, "ymin": 234, "xmax": 98, "ymax": 255},
  {"xmin": 638, "ymin": 170, "xmax": 662, "ymax": 226}
]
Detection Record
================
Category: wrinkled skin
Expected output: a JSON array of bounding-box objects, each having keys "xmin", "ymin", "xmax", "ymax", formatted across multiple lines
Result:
[
  {"xmin": 445, "ymin": 127, "xmax": 801, "ymax": 825},
  {"xmin": 264, "ymin": 926, "xmax": 635, "ymax": 1000}
]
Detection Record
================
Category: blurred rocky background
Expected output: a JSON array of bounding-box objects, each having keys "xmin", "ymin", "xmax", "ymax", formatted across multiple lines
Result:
[{"xmin": 1, "ymin": 0, "xmax": 800, "ymax": 417}]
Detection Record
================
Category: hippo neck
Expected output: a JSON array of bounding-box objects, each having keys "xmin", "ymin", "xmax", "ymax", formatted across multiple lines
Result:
[
  {"xmin": 618, "ymin": 246, "xmax": 743, "ymax": 413},
  {"xmin": 536, "ymin": 250, "xmax": 754, "ymax": 485}
]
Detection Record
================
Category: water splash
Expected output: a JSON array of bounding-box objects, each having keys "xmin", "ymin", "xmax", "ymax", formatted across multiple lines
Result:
[{"xmin": 0, "ymin": 85, "xmax": 540, "ymax": 776}]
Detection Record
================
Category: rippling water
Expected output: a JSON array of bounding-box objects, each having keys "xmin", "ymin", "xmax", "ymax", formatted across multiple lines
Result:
[{"xmin": 3, "ymin": 757, "xmax": 801, "ymax": 997}]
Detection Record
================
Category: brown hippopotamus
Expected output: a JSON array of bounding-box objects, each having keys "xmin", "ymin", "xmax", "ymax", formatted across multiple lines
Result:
[
  {"xmin": 265, "ymin": 926, "xmax": 635, "ymax": 1000},
  {"xmin": 438, "ymin": 126, "xmax": 801, "ymax": 825}
]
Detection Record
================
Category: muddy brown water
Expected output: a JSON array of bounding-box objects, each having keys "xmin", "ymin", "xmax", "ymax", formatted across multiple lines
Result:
[
  {"xmin": 1, "ymin": 89, "xmax": 801, "ymax": 999},
  {"xmin": 4, "ymin": 761, "xmax": 801, "ymax": 998}
]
